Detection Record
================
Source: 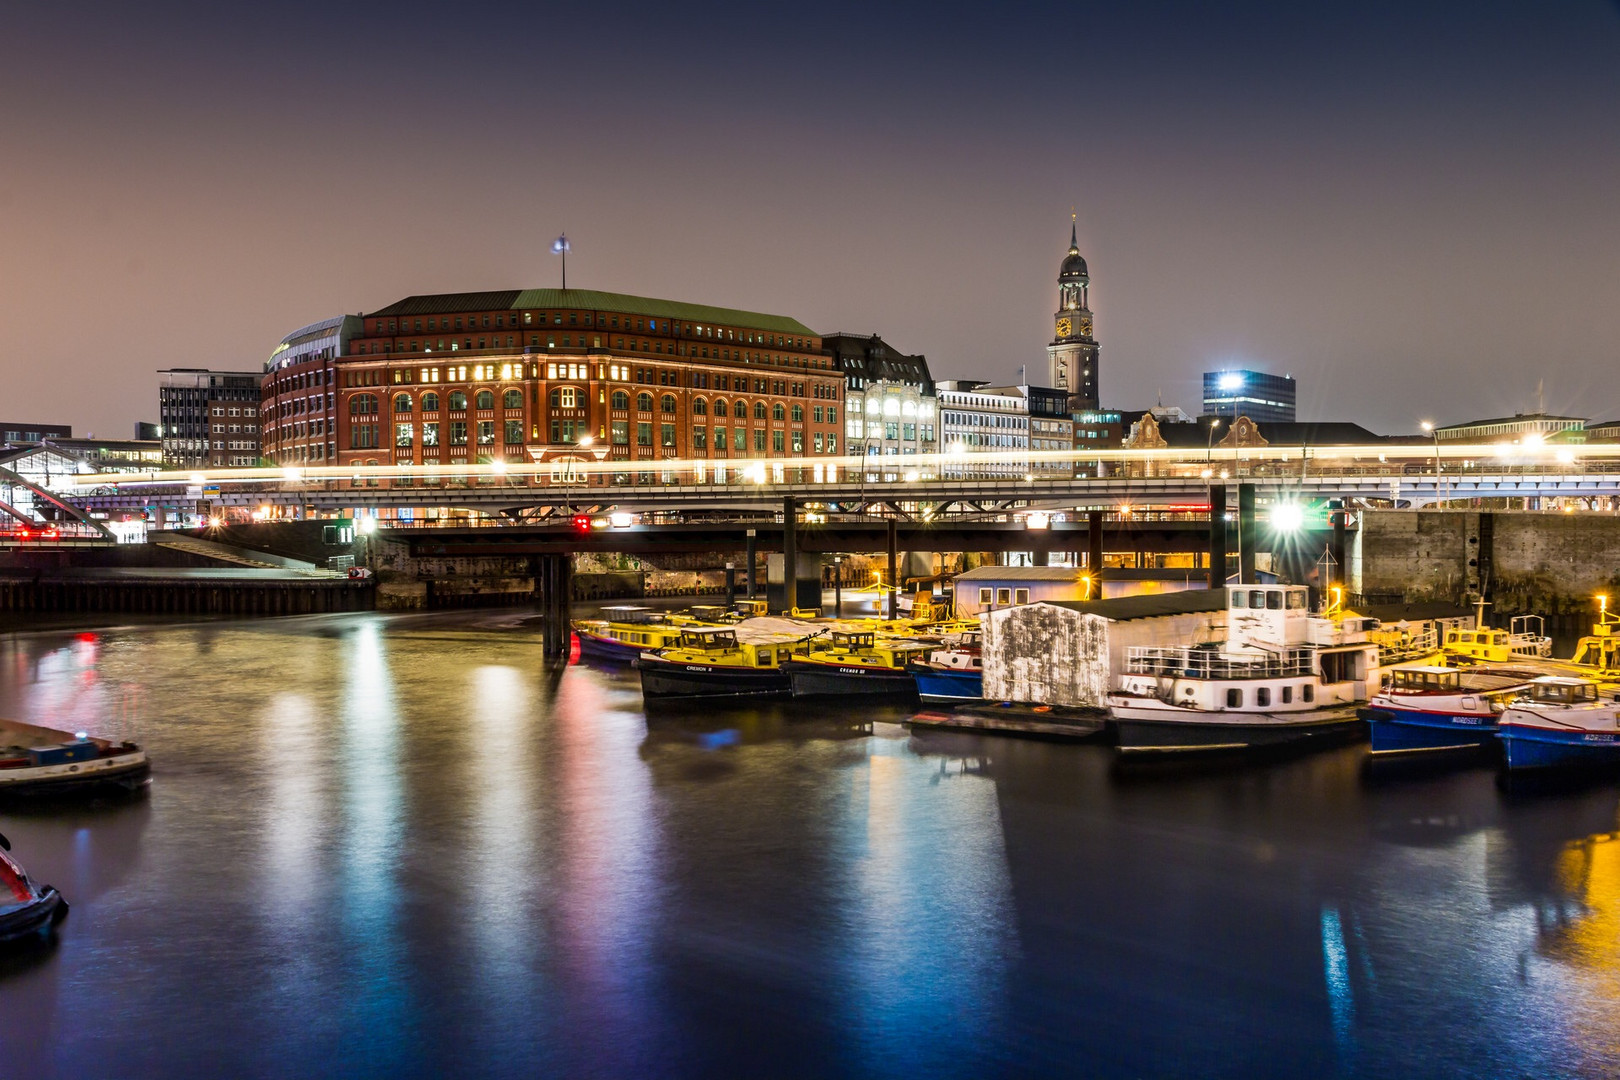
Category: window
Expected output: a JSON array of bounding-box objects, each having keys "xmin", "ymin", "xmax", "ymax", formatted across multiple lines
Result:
[
  {"xmin": 772, "ymin": 430, "xmax": 785, "ymax": 452},
  {"xmin": 503, "ymin": 389, "xmax": 522, "ymax": 409},
  {"xmin": 611, "ymin": 390, "xmax": 629, "ymax": 410},
  {"xmin": 449, "ymin": 391, "xmax": 468, "ymax": 411},
  {"xmin": 611, "ymin": 419, "xmax": 628, "ymax": 445},
  {"xmin": 1227, "ymin": 689, "xmax": 1243, "ymax": 708},
  {"xmin": 661, "ymin": 423, "xmax": 676, "ymax": 448},
  {"xmin": 477, "ymin": 421, "xmax": 494, "ymax": 445},
  {"xmin": 450, "ymin": 421, "xmax": 468, "ymax": 445},
  {"xmin": 504, "ymin": 420, "xmax": 523, "ymax": 444},
  {"xmin": 713, "ymin": 399, "xmax": 728, "ymax": 418},
  {"xmin": 421, "ymin": 392, "xmax": 440, "ymax": 412},
  {"xmin": 827, "ymin": 434, "xmax": 837, "ymax": 452},
  {"xmin": 395, "ymin": 423, "xmax": 413, "ymax": 447},
  {"xmin": 423, "ymin": 422, "xmax": 439, "ymax": 446},
  {"xmin": 393, "ymin": 393, "xmax": 412, "ymax": 413},
  {"xmin": 715, "ymin": 428, "xmax": 727, "ymax": 451},
  {"xmin": 996, "ymin": 588, "xmax": 1011, "ymax": 605},
  {"xmin": 753, "ymin": 430, "xmax": 766, "ymax": 451},
  {"xmin": 979, "ymin": 588, "xmax": 993, "ymax": 604},
  {"xmin": 475, "ymin": 390, "xmax": 495, "ymax": 410},
  {"xmin": 791, "ymin": 404, "xmax": 804, "ymax": 422},
  {"xmin": 636, "ymin": 392, "xmax": 653, "ymax": 411},
  {"xmin": 1014, "ymin": 588, "xmax": 1030, "ymax": 605},
  {"xmin": 636, "ymin": 422, "xmax": 652, "ymax": 446},
  {"xmin": 693, "ymin": 426, "xmax": 707, "ymax": 450},
  {"xmin": 693, "ymin": 398, "xmax": 707, "ymax": 415},
  {"xmin": 550, "ymin": 387, "xmax": 580, "ymax": 409},
  {"xmin": 1256, "ymin": 687, "xmax": 1271, "ymax": 707},
  {"xmin": 349, "ymin": 394, "xmax": 378, "ymax": 415},
  {"xmin": 1281, "ymin": 686, "xmax": 1293, "ymax": 704},
  {"xmin": 661, "ymin": 394, "xmax": 677, "ymax": 414},
  {"xmin": 790, "ymin": 431, "xmax": 802, "ymax": 452}
]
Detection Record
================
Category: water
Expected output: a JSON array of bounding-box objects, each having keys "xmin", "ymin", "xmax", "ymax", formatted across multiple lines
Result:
[{"xmin": 1, "ymin": 610, "xmax": 1617, "ymax": 1079}]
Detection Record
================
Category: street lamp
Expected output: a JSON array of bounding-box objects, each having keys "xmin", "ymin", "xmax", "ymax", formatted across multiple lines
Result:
[
  {"xmin": 1206, "ymin": 418, "xmax": 1222, "ymax": 463},
  {"xmin": 1421, "ymin": 421, "xmax": 1441, "ymax": 508}
]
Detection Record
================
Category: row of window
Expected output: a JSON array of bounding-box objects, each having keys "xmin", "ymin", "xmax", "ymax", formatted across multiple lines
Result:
[{"xmin": 371, "ymin": 310, "xmax": 813, "ymax": 350}]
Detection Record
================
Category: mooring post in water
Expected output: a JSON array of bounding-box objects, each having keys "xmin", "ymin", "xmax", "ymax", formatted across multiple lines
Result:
[
  {"xmin": 1238, "ymin": 483, "xmax": 1257, "ymax": 584},
  {"xmin": 887, "ymin": 518, "xmax": 899, "ymax": 620},
  {"xmin": 1208, "ymin": 483, "xmax": 1228, "ymax": 588},
  {"xmin": 746, "ymin": 528, "xmax": 757, "ymax": 598},
  {"xmin": 1087, "ymin": 510, "xmax": 1104, "ymax": 584},
  {"xmin": 725, "ymin": 562, "xmax": 736, "ymax": 606}
]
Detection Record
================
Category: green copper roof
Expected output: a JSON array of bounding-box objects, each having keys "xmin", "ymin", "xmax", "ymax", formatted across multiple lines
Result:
[{"xmin": 371, "ymin": 288, "xmax": 816, "ymax": 337}]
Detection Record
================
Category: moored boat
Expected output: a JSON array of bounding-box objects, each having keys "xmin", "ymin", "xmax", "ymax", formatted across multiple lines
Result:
[
  {"xmin": 0, "ymin": 831, "xmax": 67, "ymax": 944},
  {"xmin": 1499, "ymin": 676, "xmax": 1620, "ymax": 771},
  {"xmin": 635, "ymin": 619, "xmax": 820, "ymax": 702},
  {"xmin": 572, "ymin": 606, "xmax": 690, "ymax": 663},
  {"xmin": 0, "ymin": 719, "xmax": 149, "ymax": 799},
  {"xmin": 908, "ymin": 631, "xmax": 984, "ymax": 702},
  {"xmin": 1361, "ymin": 666, "xmax": 1530, "ymax": 757},
  {"xmin": 781, "ymin": 630, "xmax": 932, "ymax": 699},
  {"xmin": 1108, "ymin": 584, "xmax": 1381, "ymax": 755}
]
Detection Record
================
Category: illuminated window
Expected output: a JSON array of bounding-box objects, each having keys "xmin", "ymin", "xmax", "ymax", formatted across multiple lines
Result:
[{"xmin": 448, "ymin": 392, "xmax": 468, "ymax": 411}]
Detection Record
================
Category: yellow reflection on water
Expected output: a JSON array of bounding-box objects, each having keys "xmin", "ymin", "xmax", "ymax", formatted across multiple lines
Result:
[{"xmin": 1543, "ymin": 830, "xmax": 1620, "ymax": 1068}]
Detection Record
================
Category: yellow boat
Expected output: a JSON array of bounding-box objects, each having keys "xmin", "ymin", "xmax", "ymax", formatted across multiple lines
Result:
[
  {"xmin": 635, "ymin": 619, "xmax": 821, "ymax": 701},
  {"xmin": 780, "ymin": 630, "xmax": 933, "ymax": 699}
]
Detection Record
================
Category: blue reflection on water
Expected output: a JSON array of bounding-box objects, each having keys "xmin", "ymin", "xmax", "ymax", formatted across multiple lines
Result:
[{"xmin": 1321, "ymin": 906, "xmax": 1355, "ymax": 1066}]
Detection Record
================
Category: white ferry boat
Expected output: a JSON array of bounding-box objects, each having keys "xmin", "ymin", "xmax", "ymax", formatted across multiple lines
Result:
[{"xmin": 1109, "ymin": 584, "xmax": 1381, "ymax": 755}]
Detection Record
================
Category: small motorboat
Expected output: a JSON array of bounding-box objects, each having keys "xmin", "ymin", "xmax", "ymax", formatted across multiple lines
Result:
[
  {"xmin": 1499, "ymin": 676, "xmax": 1620, "ymax": 771},
  {"xmin": 1361, "ymin": 665, "xmax": 1530, "ymax": 757},
  {"xmin": 635, "ymin": 619, "xmax": 822, "ymax": 702},
  {"xmin": 0, "ymin": 831, "xmax": 67, "ymax": 944},
  {"xmin": 781, "ymin": 630, "xmax": 933, "ymax": 700},
  {"xmin": 1, "ymin": 719, "xmax": 150, "ymax": 799},
  {"xmin": 908, "ymin": 632, "xmax": 984, "ymax": 703}
]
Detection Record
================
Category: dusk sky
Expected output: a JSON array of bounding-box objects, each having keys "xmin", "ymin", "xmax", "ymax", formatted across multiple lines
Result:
[{"xmin": 4, "ymin": 1, "xmax": 1619, "ymax": 437}]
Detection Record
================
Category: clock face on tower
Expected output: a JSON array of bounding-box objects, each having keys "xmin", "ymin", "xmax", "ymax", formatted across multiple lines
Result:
[
  {"xmin": 1055, "ymin": 317, "xmax": 1072, "ymax": 337},
  {"xmin": 1079, "ymin": 316, "xmax": 1093, "ymax": 337}
]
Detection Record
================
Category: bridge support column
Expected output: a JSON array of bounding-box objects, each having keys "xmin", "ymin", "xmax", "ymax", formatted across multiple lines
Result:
[
  {"xmin": 1238, "ymin": 483, "xmax": 1257, "ymax": 585},
  {"xmin": 746, "ymin": 528, "xmax": 757, "ymax": 598},
  {"xmin": 725, "ymin": 562, "xmax": 736, "ymax": 607},
  {"xmin": 1329, "ymin": 499, "xmax": 1347, "ymax": 592},
  {"xmin": 537, "ymin": 554, "xmax": 572, "ymax": 661},
  {"xmin": 887, "ymin": 519, "xmax": 898, "ymax": 620},
  {"xmin": 1032, "ymin": 549, "xmax": 1049, "ymax": 566},
  {"xmin": 1087, "ymin": 511, "xmax": 1104, "ymax": 585},
  {"xmin": 1208, "ymin": 483, "xmax": 1228, "ymax": 588},
  {"xmin": 781, "ymin": 498, "xmax": 797, "ymax": 613}
]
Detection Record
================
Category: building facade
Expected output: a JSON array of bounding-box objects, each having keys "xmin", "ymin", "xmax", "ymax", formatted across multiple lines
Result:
[
  {"xmin": 1046, "ymin": 218, "xmax": 1100, "ymax": 412},
  {"xmin": 1072, "ymin": 409, "xmax": 1124, "ymax": 478},
  {"xmin": 260, "ymin": 315, "xmax": 361, "ymax": 467},
  {"xmin": 937, "ymin": 380, "xmax": 1029, "ymax": 479},
  {"xmin": 1202, "ymin": 369, "xmax": 1297, "ymax": 423},
  {"xmin": 823, "ymin": 333, "xmax": 936, "ymax": 480},
  {"xmin": 314, "ymin": 288, "xmax": 843, "ymax": 482},
  {"xmin": 158, "ymin": 369, "xmax": 263, "ymax": 468},
  {"xmin": 1432, "ymin": 413, "xmax": 1588, "ymax": 443},
  {"xmin": 976, "ymin": 385, "xmax": 1073, "ymax": 479},
  {"xmin": 0, "ymin": 422, "xmax": 72, "ymax": 446}
]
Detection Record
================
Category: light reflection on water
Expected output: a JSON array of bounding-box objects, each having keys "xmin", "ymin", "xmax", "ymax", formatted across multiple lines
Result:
[{"xmin": 0, "ymin": 610, "xmax": 1614, "ymax": 1079}]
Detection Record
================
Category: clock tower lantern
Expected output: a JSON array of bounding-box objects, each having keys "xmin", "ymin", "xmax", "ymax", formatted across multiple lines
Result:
[{"xmin": 1047, "ymin": 216, "xmax": 1099, "ymax": 411}]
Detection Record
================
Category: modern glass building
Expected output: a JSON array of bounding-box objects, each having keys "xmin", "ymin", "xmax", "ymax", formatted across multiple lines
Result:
[{"xmin": 1202, "ymin": 369, "xmax": 1296, "ymax": 423}]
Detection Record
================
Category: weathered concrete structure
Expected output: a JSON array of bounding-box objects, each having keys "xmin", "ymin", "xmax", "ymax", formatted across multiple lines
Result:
[
  {"xmin": 982, "ymin": 592, "xmax": 1227, "ymax": 707},
  {"xmin": 1357, "ymin": 510, "xmax": 1620, "ymax": 629}
]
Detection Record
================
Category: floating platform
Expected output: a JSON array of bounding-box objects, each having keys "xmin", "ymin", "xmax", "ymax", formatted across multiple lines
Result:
[{"xmin": 908, "ymin": 702, "xmax": 1108, "ymax": 741}]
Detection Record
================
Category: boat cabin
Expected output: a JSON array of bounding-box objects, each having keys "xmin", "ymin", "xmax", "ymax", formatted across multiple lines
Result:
[
  {"xmin": 734, "ymin": 599, "xmax": 770, "ymax": 618},
  {"xmin": 1385, "ymin": 667, "xmax": 1462, "ymax": 694},
  {"xmin": 1524, "ymin": 677, "xmax": 1604, "ymax": 706},
  {"xmin": 1226, "ymin": 585, "xmax": 1374, "ymax": 653},
  {"xmin": 829, "ymin": 631, "xmax": 876, "ymax": 652}
]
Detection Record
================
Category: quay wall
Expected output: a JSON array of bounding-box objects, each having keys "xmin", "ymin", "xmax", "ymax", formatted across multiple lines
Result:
[
  {"xmin": 1358, "ymin": 510, "xmax": 1620, "ymax": 628},
  {"xmin": 0, "ymin": 575, "xmax": 374, "ymax": 617}
]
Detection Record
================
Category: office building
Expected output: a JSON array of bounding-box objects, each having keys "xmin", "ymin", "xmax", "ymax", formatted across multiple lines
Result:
[
  {"xmin": 260, "ymin": 315, "xmax": 362, "ymax": 466},
  {"xmin": 158, "ymin": 369, "xmax": 264, "ymax": 468},
  {"xmin": 937, "ymin": 380, "xmax": 1030, "ymax": 479},
  {"xmin": 823, "ymin": 333, "xmax": 935, "ymax": 480},
  {"xmin": 1202, "ymin": 369, "xmax": 1297, "ymax": 424}
]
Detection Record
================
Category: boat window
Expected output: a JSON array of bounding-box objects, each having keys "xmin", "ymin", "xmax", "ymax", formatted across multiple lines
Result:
[
  {"xmin": 757, "ymin": 650, "xmax": 771, "ymax": 666},
  {"xmin": 1256, "ymin": 687, "xmax": 1271, "ymax": 706},
  {"xmin": 1302, "ymin": 684, "xmax": 1314, "ymax": 702},
  {"xmin": 1249, "ymin": 590, "xmax": 1265, "ymax": 609},
  {"xmin": 1266, "ymin": 592, "xmax": 1283, "ymax": 611},
  {"xmin": 1287, "ymin": 591, "xmax": 1307, "ymax": 610},
  {"xmin": 1461, "ymin": 696, "xmax": 1477, "ymax": 710},
  {"xmin": 1231, "ymin": 591, "xmax": 1246, "ymax": 609},
  {"xmin": 979, "ymin": 588, "xmax": 993, "ymax": 604},
  {"xmin": 1282, "ymin": 686, "xmax": 1293, "ymax": 704},
  {"xmin": 997, "ymin": 589, "xmax": 1011, "ymax": 605},
  {"xmin": 1227, "ymin": 688, "xmax": 1243, "ymax": 708}
]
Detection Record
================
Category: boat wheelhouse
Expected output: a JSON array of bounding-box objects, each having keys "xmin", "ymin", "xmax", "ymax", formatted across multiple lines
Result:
[
  {"xmin": 1109, "ymin": 584, "xmax": 1381, "ymax": 755},
  {"xmin": 908, "ymin": 631, "xmax": 984, "ymax": 703},
  {"xmin": 1361, "ymin": 666, "xmax": 1529, "ymax": 757},
  {"xmin": 1442, "ymin": 615, "xmax": 1552, "ymax": 665},
  {"xmin": 1498, "ymin": 676, "xmax": 1620, "ymax": 771}
]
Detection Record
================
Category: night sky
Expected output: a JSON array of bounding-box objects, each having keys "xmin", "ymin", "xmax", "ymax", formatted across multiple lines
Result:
[{"xmin": 4, "ymin": 1, "xmax": 1618, "ymax": 436}]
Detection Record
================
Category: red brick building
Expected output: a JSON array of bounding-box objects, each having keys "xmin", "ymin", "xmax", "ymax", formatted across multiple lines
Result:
[{"xmin": 309, "ymin": 288, "xmax": 843, "ymax": 482}]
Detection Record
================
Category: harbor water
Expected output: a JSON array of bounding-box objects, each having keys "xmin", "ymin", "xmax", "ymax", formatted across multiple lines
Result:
[{"xmin": 1, "ymin": 609, "xmax": 1617, "ymax": 1079}]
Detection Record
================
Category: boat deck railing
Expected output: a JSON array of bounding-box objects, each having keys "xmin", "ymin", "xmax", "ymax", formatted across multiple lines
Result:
[{"xmin": 1125, "ymin": 646, "xmax": 1316, "ymax": 680}]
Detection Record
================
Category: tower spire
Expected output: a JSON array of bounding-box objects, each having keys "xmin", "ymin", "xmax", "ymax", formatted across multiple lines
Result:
[{"xmin": 1070, "ymin": 210, "xmax": 1078, "ymax": 251}]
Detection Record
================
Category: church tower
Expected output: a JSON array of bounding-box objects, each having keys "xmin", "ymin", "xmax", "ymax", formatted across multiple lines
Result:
[{"xmin": 1047, "ymin": 216, "xmax": 1099, "ymax": 411}]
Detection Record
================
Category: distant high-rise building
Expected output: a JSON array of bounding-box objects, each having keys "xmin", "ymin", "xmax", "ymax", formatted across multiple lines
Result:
[
  {"xmin": 1046, "ymin": 216, "xmax": 1100, "ymax": 412},
  {"xmin": 157, "ymin": 368, "xmax": 264, "ymax": 468},
  {"xmin": 1202, "ymin": 369, "xmax": 1296, "ymax": 424}
]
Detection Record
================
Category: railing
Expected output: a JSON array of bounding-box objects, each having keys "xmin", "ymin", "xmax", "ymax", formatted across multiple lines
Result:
[{"xmin": 1125, "ymin": 645, "xmax": 1316, "ymax": 679}]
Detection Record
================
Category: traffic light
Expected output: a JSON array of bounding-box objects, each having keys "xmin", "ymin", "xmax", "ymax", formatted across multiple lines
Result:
[{"xmin": 571, "ymin": 514, "xmax": 591, "ymax": 534}]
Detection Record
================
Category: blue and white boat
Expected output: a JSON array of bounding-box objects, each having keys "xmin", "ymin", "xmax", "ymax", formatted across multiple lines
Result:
[
  {"xmin": 908, "ymin": 632, "xmax": 983, "ymax": 703},
  {"xmin": 1361, "ymin": 666, "xmax": 1530, "ymax": 757},
  {"xmin": 1499, "ymin": 676, "xmax": 1620, "ymax": 771}
]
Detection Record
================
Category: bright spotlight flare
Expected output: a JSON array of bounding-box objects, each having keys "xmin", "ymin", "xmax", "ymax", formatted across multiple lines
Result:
[{"xmin": 1271, "ymin": 502, "xmax": 1306, "ymax": 532}]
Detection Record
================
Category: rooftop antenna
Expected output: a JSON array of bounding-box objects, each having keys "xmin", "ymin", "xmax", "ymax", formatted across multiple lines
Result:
[{"xmin": 551, "ymin": 234, "xmax": 571, "ymax": 290}]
